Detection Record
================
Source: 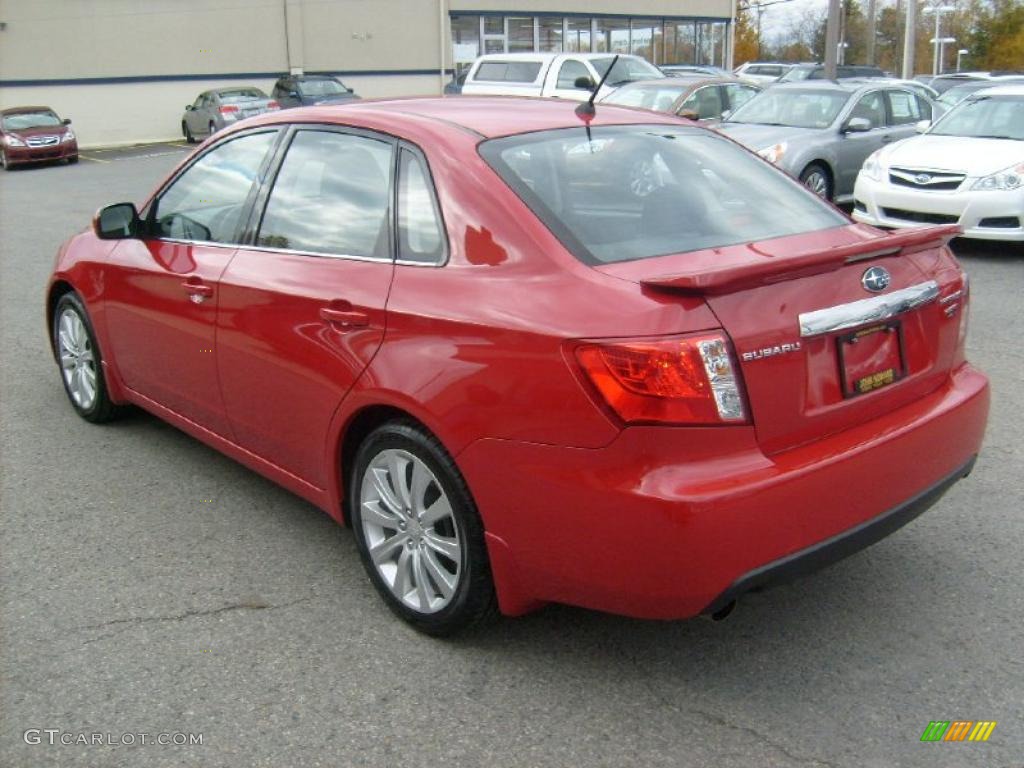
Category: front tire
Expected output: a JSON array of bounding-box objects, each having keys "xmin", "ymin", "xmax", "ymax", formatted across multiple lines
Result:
[
  {"xmin": 0, "ymin": 149, "xmax": 9, "ymax": 170},
  {"xmin": 350, "ymin": 421, "xmax": 497, "ymax": 636},
  {"xmin": 800, "ymin": 163, "xmax": 832, "ymax": 200},
  {"xmin": 183, "ymin": 121, "xmax": 196, "ymax": 144},
  {"xmin": 53, "ymin": 293, "xmax": 118, "ymax": 423}
]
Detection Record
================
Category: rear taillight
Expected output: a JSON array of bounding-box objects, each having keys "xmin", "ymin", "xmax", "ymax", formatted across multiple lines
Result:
[
  {"xmin": 574, "ymin": 332, "xmax": 748, "ymax": 425},
  {"xmin": 267, "ymin": 100, "xmax": 281, "ymax": 110},
  {"xmin": 218, "ymin": 105, "xmax": 239, "ymax": 116}
]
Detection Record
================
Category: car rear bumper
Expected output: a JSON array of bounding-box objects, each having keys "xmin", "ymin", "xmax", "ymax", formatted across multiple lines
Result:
[
  {"xmin": 853, "ymin": 176, "xmax": 1024, "ymax": 241},
  {"xmin": 460, "ymin": 364, "xmax": 989, "ymax": 619},
  {"xmin": 4, "ymin": 141, "xmax": 78, "ymax": 165}
]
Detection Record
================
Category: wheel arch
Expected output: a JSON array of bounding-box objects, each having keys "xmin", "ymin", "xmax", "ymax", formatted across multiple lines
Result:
[{"xmin": 46, "ymin": 280, "xmax": 77, "ymax": 360}]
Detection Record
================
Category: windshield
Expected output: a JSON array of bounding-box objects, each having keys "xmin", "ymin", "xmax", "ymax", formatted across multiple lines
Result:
[
  {"xmin": 219, "ymin": 88, "xmax": 266, "ymax": 102},
  {"xmin": 937, "ymin": 84, "xmax": 984, "ymax": 107},
  {"xmin": 727, "ymin": 89, "xmax": 848, "ymax": 128},
  {"xmin": 298, "ymin": 78, "xmax": 348, "ymax": 97},
  {"xmin": 2, "ymin": 112, "xmax": 61, "ymax": 130},
  {"xmin": 593, "ymin": 57, "xmax": 664, "ymax": 87},
  {"xmin": 779, "ymin": 67, "xmax": 812, "ymax": 82},
  {"xmin": 603, "ymin": 84, "xmax": 688, "ymax": 112},
  {"xmin": 930, "ymin": 95, "xmax": 1024, "ymax": 140},
  {"xmin": 480, "ymin": 126, "xmax": 846, "ymax": 265}
]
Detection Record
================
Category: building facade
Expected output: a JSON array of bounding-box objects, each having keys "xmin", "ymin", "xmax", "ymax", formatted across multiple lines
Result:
[{"xmin": 0, "ymin": 0, "xmax": 734, "ymax": 148}]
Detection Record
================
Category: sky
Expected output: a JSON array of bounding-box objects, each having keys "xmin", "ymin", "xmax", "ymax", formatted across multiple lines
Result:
[{"xmin": 758, "ymin": 0, "xmax": 829, "ymax": 40}]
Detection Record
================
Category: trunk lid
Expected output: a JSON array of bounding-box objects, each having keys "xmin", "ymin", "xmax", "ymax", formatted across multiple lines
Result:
[{"xmin": 598, "ymin": 224, "xmax": 967, "ymax": 454}]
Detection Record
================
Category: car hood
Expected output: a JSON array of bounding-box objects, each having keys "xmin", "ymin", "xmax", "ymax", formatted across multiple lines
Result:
[
  {"xmin": 4, "ymin": 124, "xmax": 66, "ymax": 138},
  {"xmin": 878, "ymin": 134, "xmax": 1024, "ymax": 176},
  {"xmin": 714, "ymin": 122, "xmax": 822, "ymax": 150}
]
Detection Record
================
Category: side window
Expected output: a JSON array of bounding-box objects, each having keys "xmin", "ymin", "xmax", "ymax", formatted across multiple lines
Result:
[
  {"xmin": 725, "ymin": 84, "xmax": 758, "ymax": 112},
  {"xmin": 257, "ymin": 130, "xmax": 393, "ymax": 258},
  {"xmin": 152, "ymin": 131, "xmax": 276, "ymax": 243},
  {"xmin": 397, "ymin": 149, "xmax": 446, "ymax": 264},
  {"xmin": 557, "ymin": 60, "xmax": 591, "ymax": 90},
  {"xmin": 916, "ymin": 94, "xmax": 933, "ymax": 120},
  {"xmin": 193, "ymin": 94, "xmax": 205, "ymax": 109},
  {"xmin": 691, "ymin": 86, "xmax": 724, "ymax": 120},
  {"xmin": 887, "ymin": 90, "xmax": 923, "ymax": 125},
  {"xmin": 850, "ymin": 91, "xmax": 886, "ymax": 129}
]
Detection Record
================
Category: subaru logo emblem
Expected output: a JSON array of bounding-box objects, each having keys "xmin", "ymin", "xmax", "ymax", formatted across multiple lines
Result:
[
  {"xmin": 862, "ymin": 266, "xmax": 891, "ymax": 293},
  {"xmin": 915, "ymin": 173, "xmax": 932, "ymax": 184}
]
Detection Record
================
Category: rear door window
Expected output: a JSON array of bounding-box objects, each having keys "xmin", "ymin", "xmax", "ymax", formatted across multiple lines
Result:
[
  {"xmin": 397, "ymin": 149, "xmax": 446, "ymax": 264},
  {"xmin": 256, "ymin": 130, "xmax": 394, "ymax": 258},
  {"xmin": 474, "ymin": 61, "xmax": 543, "ymax": 82}
]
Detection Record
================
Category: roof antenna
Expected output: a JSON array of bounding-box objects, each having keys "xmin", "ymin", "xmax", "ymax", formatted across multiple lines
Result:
[{"xmin": 575, "ymin": 54, "xmax": 619, "ymax": 121}]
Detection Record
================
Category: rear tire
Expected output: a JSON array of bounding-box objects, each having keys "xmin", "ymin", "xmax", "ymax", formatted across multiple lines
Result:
[
  {"xmin": 66, "ymin": 155, "xmax": 78, "ymax": 165},
  {"xmin": 800, "ymin": 163, "xmax": 832, "ymax": 200},
  {"xmin": 52, "ymin": 293, "xmax": 119, "ymax": 423},
  {"xmin": 350, "ymin": 420, "xmax": 498, "ymax": 636}
]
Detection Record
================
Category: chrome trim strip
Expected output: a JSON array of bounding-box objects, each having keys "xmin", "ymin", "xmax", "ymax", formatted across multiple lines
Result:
[
  {"xmin": 799, "ymin": 281, "xmax": 939, "ymax": 338},
  {"xmin": 939, "ymin": 290, "xmax": 962, "ymax": 304}
]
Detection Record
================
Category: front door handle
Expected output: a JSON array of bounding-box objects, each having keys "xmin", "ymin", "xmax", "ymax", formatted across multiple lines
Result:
[
  {"xmin": 182, "ymin": 280, "xmax": 213, "ymax": 303},
  {"xmin": 319, "ymin": 306, "xmax": 369, "ymax": 329},
  {"xmin": 880, "ymin": 134, "xmax": 895, "ymax": 143}
]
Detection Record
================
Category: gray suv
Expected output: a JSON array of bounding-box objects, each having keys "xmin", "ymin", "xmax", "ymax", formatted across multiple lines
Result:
[{"xmin": 715, "ymin": 81, "xmax": 934, "ymax": 201}]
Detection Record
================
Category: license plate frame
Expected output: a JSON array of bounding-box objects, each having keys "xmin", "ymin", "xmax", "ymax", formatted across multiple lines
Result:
[{"xmin": 837, "ymin": 321, "xmax": 906, "ymax": 398}]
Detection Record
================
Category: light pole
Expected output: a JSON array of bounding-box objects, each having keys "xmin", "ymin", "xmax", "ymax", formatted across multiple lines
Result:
[
  {"xmin": 838, "ymin": 40, "xmax": 849, "ymax": 65},
  {"xmin": 957, "ymin": 48, "xmax": 969, "ymax": 72},
  {"xmin": 923, "ymin": 5, "xmax": 955, "ymax": 76},
  {"xmin": 901, "ymin": 0, "xmax": 917, "ymax": 79},
  {"xmin": 930, "ymin": 36, "xmax": 956, "ymax": 73}
]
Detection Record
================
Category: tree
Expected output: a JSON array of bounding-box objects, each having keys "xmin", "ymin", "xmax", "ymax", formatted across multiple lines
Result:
[{"xmin": 734, "ymin": 4, "xmax": 761, "ymax": 64}]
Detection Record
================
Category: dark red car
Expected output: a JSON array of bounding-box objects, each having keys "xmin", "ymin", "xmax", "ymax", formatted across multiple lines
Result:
[
  {"xmin": 1, "ymin": 106, "xmax": 78, "ymax": 169},
  {"xmin": 46, "ymin": 98, "xmax": 989, "ymax": 635}
]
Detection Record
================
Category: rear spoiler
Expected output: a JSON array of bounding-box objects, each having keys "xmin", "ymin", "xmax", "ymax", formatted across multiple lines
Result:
[{"xmin": 640, "ymin": 224, "xmax": 960, "ymax": 295}]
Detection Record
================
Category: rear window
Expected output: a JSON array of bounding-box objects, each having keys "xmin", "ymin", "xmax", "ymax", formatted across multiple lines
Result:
[
  {"xmin": 219, "ymin": 88, "xmax": 265, "ymax": 102},
  {"xmin": 480, "ymin": 125, "xmax": 846, "ymax": 265},
  {"xmin": 474, "ymin": 61, "xmax": 543, "ymax": 83}
]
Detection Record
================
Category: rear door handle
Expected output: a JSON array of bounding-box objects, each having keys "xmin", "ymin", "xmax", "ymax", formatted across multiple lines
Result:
[
  {"xmin": 319, "ymin": 306, "xmax": 369, "ymax": 329},
  {"xmin": 182, "ymin": 280, "xmax": 213, "ymax": 303}
]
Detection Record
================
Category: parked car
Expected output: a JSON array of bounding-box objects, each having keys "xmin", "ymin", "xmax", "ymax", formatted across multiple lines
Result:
[
  {"xmin": 928, "ymin": 71, "xmax": 1024, "ymax": 94},
  {"xmin": 733, "ymin": 62, "xmax": 796, "ymax": 85},
  {"xmin": 460, "ymin": 52, "xmax": 663, "ymax": 101},
  {"xmin": 270, "ymin": 74, "xmax": 359, "ymax": 108},
  {"xmin": 779, "ymin": 64, "xmax": 887, "ymax": 82},
  {"xmin": 0, "ymin": 106, "xmax": 77, "ymax": 169},
  {"xmin": 853, "ymin": 84, "xmax": 1024, "ymax": 241},
  {"xmin": 935, "ymin": 77, "xmax": 1024, "ymax": 111},
  {"xmin": 716, "ymin": 81, "xmax": 935, "ymax": 201},
  {"xmin": 601, "ymin": 76, "xmax": 761, "ymax": 122},
  {"xmin": 660, "ymin": 64, "xmax": 732, "ymax": 78},
  {"xmin": 181, "ymin": 88, "xmax": 280, "ymax": 143},
  {"xmin": 48, "ymin": 97, "xmax": 988, "ymax": 635}
]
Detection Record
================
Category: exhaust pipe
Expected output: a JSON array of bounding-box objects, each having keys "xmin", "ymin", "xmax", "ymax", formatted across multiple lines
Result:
[{"xmin": 709, "ymin": 600, "xmax": 736, "ymax": 622}]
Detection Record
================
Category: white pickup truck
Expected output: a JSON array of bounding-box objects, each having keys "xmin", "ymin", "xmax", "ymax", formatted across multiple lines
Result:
[{"xmin": 459, "ymin": 52, "xmax": 664, "ymax": 102}]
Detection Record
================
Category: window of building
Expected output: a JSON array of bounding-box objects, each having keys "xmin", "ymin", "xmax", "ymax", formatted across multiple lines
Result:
[
  {"xmin": 451, "ymin": 15, "xmax": 481, "ymax": 75},
  {"xmin": 565, "ymin": 18, "xmax": 592, "ymax": 52},
  {"xmin": 508, "ymin": 17, "xmax": 535, "ymax": 52},
  {"xmin": 257, "ymin": 131, "xmax": 393, "ymax": 258},
  {"xmin": 538, "ymin": 17, "xmax": 563, "ymax": 52},
  {"xmin": 630, "ymin": 19, "xmax": 661, "ymax": 64},
  {"xmin": 595, "ymin": 18, "xmax": 629, "ymax": 54}
]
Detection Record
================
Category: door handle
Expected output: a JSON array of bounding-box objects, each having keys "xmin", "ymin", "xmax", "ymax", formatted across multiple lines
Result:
[
  {"xmin": 319, "ymin": 306, "xmax": 369, "ymax": 329},
  {"xmin": 182, "ymin": 280, "xmax": 213, "ymax": 303},
  {"xmin": 881, "ymin": 135, "xmax": 895, "ymax": 143}
]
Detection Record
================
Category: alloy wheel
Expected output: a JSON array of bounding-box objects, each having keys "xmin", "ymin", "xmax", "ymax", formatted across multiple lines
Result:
[
  {"xmin": 359, "ymin": 449, "xmax": 462, "ymax": 614},
  {"xmin": 803, "ymin": 170, "xmax": 829, "ymax": 198},
  {"xmin": 57, "ymin": 308, "xmax": 98, "ymax": 410}
]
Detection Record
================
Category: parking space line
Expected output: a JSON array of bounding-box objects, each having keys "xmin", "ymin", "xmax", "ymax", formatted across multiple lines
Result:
[
  {"xmin": 78, "ymin": 154, "xmax": 111, "ymax": 163},
  {"xmin": 164, "ymin": 142, "xmax": 190, "ymax": 148}
]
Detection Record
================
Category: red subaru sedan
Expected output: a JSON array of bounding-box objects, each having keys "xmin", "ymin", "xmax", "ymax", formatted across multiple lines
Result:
[
  {"xmin": 1, "ymin": 106, "xmax": 78, "ymax": 168},
  {"xmin": 46, "ymin": 98, "xmax": 989, "ymax": 635}
]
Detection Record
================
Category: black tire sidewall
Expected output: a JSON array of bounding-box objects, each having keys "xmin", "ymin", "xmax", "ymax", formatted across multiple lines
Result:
[
  {"xmin": 53, "ymin": 293, "xmax": 114, "ymax": 422},
  {"xmin": 349, "ymin": 422, "xmax": 493, "ymax": 635},
  {"xmin": 800, "ymin": 164, "xmax": 832, "ymax": 200}
]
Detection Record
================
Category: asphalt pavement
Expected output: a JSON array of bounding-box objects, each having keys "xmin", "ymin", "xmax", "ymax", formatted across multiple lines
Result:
[{"xmin": 1, "ymin": 145, "xmax": 1022, "ymax": 768}]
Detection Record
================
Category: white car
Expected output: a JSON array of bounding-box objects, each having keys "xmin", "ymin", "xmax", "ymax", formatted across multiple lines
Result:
[
  {"xmin": 460, "ymin": 52, "xmax": 663, "ymax": 102},
  {"xmin": 853, "ymin": 84, "xmax": 1024, "ymax": 241}
]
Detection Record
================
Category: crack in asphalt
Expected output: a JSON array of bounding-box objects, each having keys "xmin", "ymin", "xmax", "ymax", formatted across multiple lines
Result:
[
  {"xmin": 612, "ymin": 639, "xmax": 844, "ymax": 768},
  {"xmin": 76, "ymin": 596, "xmax": 316, "ymax": 646}
]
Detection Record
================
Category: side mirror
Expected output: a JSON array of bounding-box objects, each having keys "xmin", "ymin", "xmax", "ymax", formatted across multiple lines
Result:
[
  {"xmin": 574, "ymin": 76, "xmax": 596, "ymax": 90},
  {"xmin": 346, "ymin": 87, "xmax": 354, "ymax": 94},
  {"xmin": 94, "ymin": 203, "xmax": 140, "ymax": 240},
  {"xmin": 843, "ymin": 117, "xmax": 872, "ymax": 133},
  {"xmin": 720, "ymin": 109, "xmax": 732, "ymax": 120},
  {"xmin": 915, "ymin": 119, "xmax": 931, "ymax": 133},
  {"xmin": 678, "ymin": 109, "xmax": 700, "ymax": 121},
  {"xmin": 62, "ymin": 118, "xmax": 72, "ymax": 125}
]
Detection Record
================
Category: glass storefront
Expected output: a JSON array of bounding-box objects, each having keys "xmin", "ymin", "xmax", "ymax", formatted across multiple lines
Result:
[{"xmin": 451, "ymin": 14, "xmax": 730, "ymax": 73}]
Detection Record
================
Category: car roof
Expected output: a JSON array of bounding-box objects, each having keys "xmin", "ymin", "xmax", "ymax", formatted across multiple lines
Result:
[
  {"xmin": 474, "ymin": 52, "xmax": 639, "ymax": 62},
  {"xmin": 1, "ymin": 105, "xmax": 56, "ymax": 115},
  {"xmin": 768, "ymin": 80, "xmax": 861, "ymax": 93},
  {"xmin": 617, "ymin": 76, "xmax": 741, "ymax": 88},
  {"xmin": 248, "ymin": 96, "xmax": 684, "ymax": 140}
]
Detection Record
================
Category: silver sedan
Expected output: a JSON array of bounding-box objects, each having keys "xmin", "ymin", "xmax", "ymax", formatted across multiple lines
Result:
[
  {"xmin": 181, "ymin": 88, "xmax": 280, "ymax": 144},
  {"xmin": 715, "ymin": 81, "xmax": 937, "ymax": 202}
]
